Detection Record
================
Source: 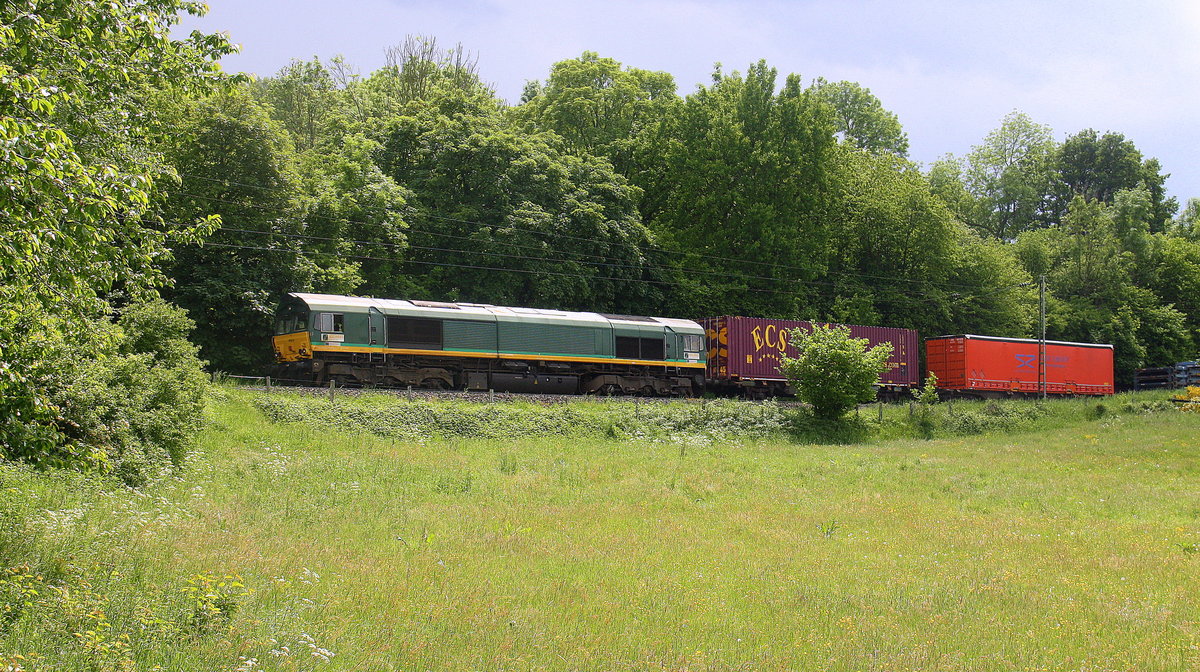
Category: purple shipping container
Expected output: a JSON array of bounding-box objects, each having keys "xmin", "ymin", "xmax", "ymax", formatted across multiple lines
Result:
[{"xmin": 699, "ymin": 316, "xmax": 919, "ymax": 395}]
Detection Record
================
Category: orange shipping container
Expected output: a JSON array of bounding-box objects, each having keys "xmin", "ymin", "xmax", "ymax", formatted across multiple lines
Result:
[{"xmin": 926, "ymin": 334, "xmax": 1114, "ymax": 396}]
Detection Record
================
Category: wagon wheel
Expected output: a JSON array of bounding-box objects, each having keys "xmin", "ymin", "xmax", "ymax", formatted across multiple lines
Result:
[{"xmin": 598, "ymin": 383, "xmax": 621, "ymax": 397}]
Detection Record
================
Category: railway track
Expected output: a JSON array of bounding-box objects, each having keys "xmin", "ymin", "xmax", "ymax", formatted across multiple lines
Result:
[{"xmin": 223, "ymin": 377, "xmax": 794, "ymax": 405}]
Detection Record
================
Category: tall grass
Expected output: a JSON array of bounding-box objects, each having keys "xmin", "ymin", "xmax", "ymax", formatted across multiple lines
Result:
[{"xmin": 1, "ymin": 387, "xmax": 1198, "ymax": 670}]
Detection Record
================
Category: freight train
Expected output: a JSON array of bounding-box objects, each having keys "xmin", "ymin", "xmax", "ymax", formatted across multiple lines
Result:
[{"xmin": 270, "ymin": 293, "xmax": 1115, "ymax": 398}]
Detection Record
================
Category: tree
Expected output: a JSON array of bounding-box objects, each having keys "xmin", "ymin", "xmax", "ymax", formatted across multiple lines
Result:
[
  {"xmin": 1147, "ymin": 236, "xmax": 1200, "ymax": 348},
  {"xmin": 300, "ymin": 133, "xmax": 414, "ymax": 298},
  {"xmin": 1173, "ymin": 198, "xmax": 1200, "ymax": 241},
  {"xmin": 260, "ymin": 58, "xmax": 337, "ymax": 152},
  {"xmin": 516, "ymin": 51, "xmax": 678, "ymax": 176},
  {"xmin": 959, "ymin": 111, "xmax": 1058, "ymax": 239},
  {"xmin": 1055, "ymin": 129, "xmax": 1176, "ymax": 232},
  {"xmin": 811, "ymin": 79, "xmax": 909, "ymax": 157},
  {"xmin": 377, "ymin": 83, "xmax": 661, "ymax": 313},
  {"xmin": 161, "ymin": 88, "xmax": 310, "ymax": 372},
  {"xmin": 1012, "ymin": 195, "xmax": 1194, "ymax": 381},
  {"xmin": 0, "ymin": 0, "xmax": 234, "ymax": 469},
  {"xmin": 927, "ymin": 155, "xmax": 978, "ymax": 225},
  {"xmin": 820, "ymin": 148, "xmax": 959, "ymax": 333},
  {"xmin": 645, "ymin": 61, "xmax": 837, "ymax": 318},
  {"xmin": 780, "ymin": 324, "xmax": 893, "ymax": 420},
  {"xmin": 356, "ymin": 35, "xmax": 489, "ymax": 124}
]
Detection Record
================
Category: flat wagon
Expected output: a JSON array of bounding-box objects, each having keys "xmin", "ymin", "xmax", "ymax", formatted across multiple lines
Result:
[
  {"xmin": 925, "ymin": 334, "xmax": 1114, "ymax": 397},
  {"xmin": 699, "ymin": 316, "xmax": 920, "ymax": 398}
]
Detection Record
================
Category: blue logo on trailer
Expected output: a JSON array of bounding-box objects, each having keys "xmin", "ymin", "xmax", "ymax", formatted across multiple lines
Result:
[{"xmin": 1014, "ymin": 354, "xmax": 1036, "ymax": 369}]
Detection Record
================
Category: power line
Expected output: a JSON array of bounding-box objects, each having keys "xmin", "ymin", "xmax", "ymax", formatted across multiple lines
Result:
[
  {"xmin": 198, "ymin": 230, "xmax": 1029, "ymax": 305},
  {"xmin": 27, "ymin": 131, "xmax": 1020, "ymax": 300},
  {"xmin": 210, "ymin": 225, "xmax": 848, "ymax": 290},
  {"xmin": 195, "ymin": 240, "xmax": 809, "ymax": 298},
  {"xmin": 176, "ymin": 189, "xmax": 858, "ymax": 293},
  {"xmin": 172, "ymin": 171, "xmax": 998, "ymax": 292}
]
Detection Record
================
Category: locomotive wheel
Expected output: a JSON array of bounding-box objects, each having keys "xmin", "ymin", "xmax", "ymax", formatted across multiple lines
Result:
[{"xmin": 421, "ymin": 377, "xmax": 448, "ymax": 390}]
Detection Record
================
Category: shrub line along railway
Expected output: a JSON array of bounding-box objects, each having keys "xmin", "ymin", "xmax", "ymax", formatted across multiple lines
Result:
[{"xmin": 271, "ymin": 293, "xmax": 1116, "ymax": 399}]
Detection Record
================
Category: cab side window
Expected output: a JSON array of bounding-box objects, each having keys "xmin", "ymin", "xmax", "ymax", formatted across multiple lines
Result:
[{"xmin": 316, "ymin": 313, "xmax": 344, "ymax": 333}]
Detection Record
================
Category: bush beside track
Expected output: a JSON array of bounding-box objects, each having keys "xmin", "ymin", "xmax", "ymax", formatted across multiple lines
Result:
[{"xmin": 245, "ymin": 386, "xmax": 1184, "ymax": 445}]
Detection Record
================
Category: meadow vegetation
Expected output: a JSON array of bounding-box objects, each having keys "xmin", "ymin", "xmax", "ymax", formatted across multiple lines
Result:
[{"xmin": 2, "ymin": 387, "xmax": 1198, "ymax": 670}]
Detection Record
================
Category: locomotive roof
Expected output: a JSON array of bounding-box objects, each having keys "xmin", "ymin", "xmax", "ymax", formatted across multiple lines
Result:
[{"xmin": 287, "ymin": 293, "xmax": 704, "ymax": 334}]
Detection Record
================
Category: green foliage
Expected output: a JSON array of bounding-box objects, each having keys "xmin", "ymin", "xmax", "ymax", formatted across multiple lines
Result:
[
  {"xmin": 812, "ymin": 79, "xmax": 909, "ymax": 156},
  {"xmin": 959, "ymin": 111, "xmax": 1058, "ymax": 240},
  {"xmin": 377, "ymin": 83, "xmax": 659, "ymax": 312},
  {"xmin": 780, "ymin": 324, "xmax": 893, "ymax": 420},
  {"xmin": 1010, "ymin": 194, "xmax": 1196, "ymax": 380},
  {"xmin": 646, "ymin": 61, "xmax": 837, "ymax": 317},
  {"xmin": 253, "ymin": 393, "xmax": 785, "ymax": 443},
  {"xmin": 941, "ymin": 400, "xmax": 1048, "ymax": 435},
  {"xmin": 161, "ymin": 88, "xmax": 311, "ymax": 371},
  {"xmin": 915, "ymin": 372, "xmax": 940, "ymax": 405},
  {"xmin": 1056, "ymin": 129, "xmax": 1176, "ymax": 231},
  {"xmin": 1, "ymin": 300, "xmax": 207, "ymax": 483},
  {"xmin": 0, "ymin": 0, "xmax": 231, "ymax": 473},
  {"xmin": 516, "ymin": 51, "xmax": 678, "ymax": 176},
  {"xmin": 0, "ymin": 0, "xmax": 235, "ymax": 313}
]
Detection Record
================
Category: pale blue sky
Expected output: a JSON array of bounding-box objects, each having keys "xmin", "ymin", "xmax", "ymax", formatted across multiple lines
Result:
[{"xmin": 179, "ymin": 0, "xmax": 1200, "ymax": 206}]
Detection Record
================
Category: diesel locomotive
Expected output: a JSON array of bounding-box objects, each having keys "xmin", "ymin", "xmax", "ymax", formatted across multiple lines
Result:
[{"xmin": 270, "ymin": 293, "xmax": 707, "ymax": 395}]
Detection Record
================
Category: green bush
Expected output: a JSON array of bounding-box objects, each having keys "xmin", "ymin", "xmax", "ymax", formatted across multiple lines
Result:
[
  {"xmin": 253, "ymin": 395, "xmax": 786, "ymax": 444},
  {"xmin": 941, "ymin": 400, "xmax": 1047, "ymax": 435},
  {"xmin": 0, "ymin": 299, "xmax": 207, "ymax": 483},
  {"xmin": 780, "ymin": 324, "xmax": 893, "ymax": 420}
]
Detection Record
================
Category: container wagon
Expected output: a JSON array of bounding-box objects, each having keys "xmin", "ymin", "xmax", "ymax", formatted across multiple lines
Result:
[
  {"xmin": 699, "ymin": 316, "xmax": 919, "ymax": 398},
  {"xmin": 925, "ymin": 334, "xmax": 1114, "ymax": 398}
]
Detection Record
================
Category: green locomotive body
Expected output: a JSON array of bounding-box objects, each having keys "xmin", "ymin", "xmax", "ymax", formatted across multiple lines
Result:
[{"xmin": 271, "ymin": 293, "xmax": 706, "ymax": 395}]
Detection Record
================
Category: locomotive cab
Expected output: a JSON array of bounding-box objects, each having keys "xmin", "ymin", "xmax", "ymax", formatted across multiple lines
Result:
[{"xmin": 272, "ymin": 295, "xmax": 313, "ymax": 363}]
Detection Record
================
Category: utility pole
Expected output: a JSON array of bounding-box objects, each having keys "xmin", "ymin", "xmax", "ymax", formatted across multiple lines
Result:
[{"xmin": 1039, "ymin": 274, "xmax": 1047, "ymax": 400}]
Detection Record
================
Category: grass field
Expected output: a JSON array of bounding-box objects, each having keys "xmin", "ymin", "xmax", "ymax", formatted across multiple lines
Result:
[{"xmin": 2, "ymin": 388, "xmax": 1199, "ymax": 671}]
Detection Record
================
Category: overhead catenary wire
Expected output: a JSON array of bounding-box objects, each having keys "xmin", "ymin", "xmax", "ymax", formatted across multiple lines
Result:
[
  {"xmin": 198, "ymin": 231, "xmax": 1031, "ymax": 305},
  {"xmin": 195, "ymin": 240, "xmax": 818, "ymax": 298},
  {"xmin": 173, "ymin": 187, "xmax": 911, "ymax": 295},
  {"xmin": 172, "ymin": 172, "xmax": 1003, "ymax": 293},
  {"xmin": 47, "ymin": 120, "xmax": 1016, "ymax": 294},
  {"xmin": 210, "ymin": 225, "xmax": 850, "ymax": 290}
]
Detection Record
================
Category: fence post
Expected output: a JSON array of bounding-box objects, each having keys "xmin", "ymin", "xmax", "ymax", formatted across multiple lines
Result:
[
  {"xmin": 265, "ymin": 376, "xmax": 272, "ymax": 392},
  {"xmin": 877, "ymin": 402, "xmax": 884, "ymax": 423},
  {"xmin": 329, "ymin": 379, "xmax": 335, "ymax": 403}
]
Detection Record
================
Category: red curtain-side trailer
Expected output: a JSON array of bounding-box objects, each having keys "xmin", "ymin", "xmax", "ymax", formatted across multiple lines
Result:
[{"xmin": 925, "ymin": 334, "xmax": 1114, "ymax": 397}]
